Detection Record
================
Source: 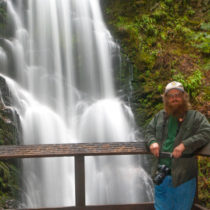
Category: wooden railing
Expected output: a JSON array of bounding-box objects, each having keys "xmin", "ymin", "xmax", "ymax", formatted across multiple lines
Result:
[{"xmin": 0, "ymin": 142, "xmax": 209, "ymax": 210}]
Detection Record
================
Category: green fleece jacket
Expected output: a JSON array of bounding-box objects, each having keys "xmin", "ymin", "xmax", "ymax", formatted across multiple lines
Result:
[{"xmin": 145, "ymin": 110, "xmax": 210, "ymax": 187}]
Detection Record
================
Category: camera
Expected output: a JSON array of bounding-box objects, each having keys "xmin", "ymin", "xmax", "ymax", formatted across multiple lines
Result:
[{"xmin": 153, "ymin": 164, "xmax": 171, "ymax": 185}]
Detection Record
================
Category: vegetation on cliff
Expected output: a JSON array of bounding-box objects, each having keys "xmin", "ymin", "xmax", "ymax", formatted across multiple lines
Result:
[
  {"xmin": 102, "ymin": 0, "xmax": 209, "ymax": 124},
  {"xmin": 0, "ymin": 76, "xmax": 21, "ymax": 208},
  {"xmin": 102, "ymin": 0, "xmax": 209, "ymax": 207}
]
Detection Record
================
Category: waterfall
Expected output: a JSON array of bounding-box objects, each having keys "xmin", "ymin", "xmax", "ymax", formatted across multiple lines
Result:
[{"xmin": 0, "ymin": 0, "xmax": 153, "ymax": 208}]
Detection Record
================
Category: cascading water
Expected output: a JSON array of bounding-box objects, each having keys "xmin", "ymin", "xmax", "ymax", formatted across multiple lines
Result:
[{"xmin": 0, "ymin": 0, "xmax": 153, "ymax": 208}]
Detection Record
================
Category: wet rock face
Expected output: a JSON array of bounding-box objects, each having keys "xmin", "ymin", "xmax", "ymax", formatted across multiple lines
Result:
[
  {"xmin": 0, "ymin": 107, "xmax": 22, "ymax": 145},
  {"xmin": 0, "ymin": 76, "xmax": 11, "ymax": 107},
  {"xmin": 0, "ymin": 75, "xmax": 21, "ymax": 208},
  {"xmin": 0, "ymin": 75, "xmax": 22, "ymax": 145}
]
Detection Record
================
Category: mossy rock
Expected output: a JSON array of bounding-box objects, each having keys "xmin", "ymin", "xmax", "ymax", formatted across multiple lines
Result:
[{"xmin": 0, "ymin": 76, "xmax": 22, "ymax": 208}]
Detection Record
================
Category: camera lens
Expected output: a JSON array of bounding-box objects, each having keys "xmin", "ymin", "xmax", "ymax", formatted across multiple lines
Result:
[
  {"xmin": 153, "ymin": 174, "xmax": 165, "ymax": 185},
  {"xmin": 153, "ymin": 164, "xmax": 171, "ymax": 185}
]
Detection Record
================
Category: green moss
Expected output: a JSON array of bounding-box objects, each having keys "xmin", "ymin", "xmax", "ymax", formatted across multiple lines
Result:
[
  {"xmin": 0, "ymin": 82, "xmax": 21, "ymax": 207},
  {"xmin": 0, "ymin": 114, "xmax": 20, "ymax": 208},
  {"xmin": 0, "ymin": 161, "xmax": 20, "ymax": 208}
]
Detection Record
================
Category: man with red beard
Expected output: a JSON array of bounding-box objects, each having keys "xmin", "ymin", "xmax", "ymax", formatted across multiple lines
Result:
[{"xmin": 145, "ymin": 81, "xmax": 210, "ymax": 210}]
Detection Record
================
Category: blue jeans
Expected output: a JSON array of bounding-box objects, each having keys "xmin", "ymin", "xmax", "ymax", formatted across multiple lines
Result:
[{"xmin": 155, "ymin": 176, "xmax": 196, "ymax": 210}]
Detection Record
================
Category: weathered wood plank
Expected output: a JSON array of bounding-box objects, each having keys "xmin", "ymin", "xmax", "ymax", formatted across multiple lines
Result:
[
  {"xmin": 0, "ymin": 141, "xmax": 209, "ymax": 160},
  {"xmin": 15, "ymin": 203, "xmax": 208, "ymax": 210},
  {"xmin": 0, "ymin": 142, "xmax": 148, "ymax": 159},
  {"xmin": 17, "ymin": 203, "xmax": 155, "ymax": 210}
]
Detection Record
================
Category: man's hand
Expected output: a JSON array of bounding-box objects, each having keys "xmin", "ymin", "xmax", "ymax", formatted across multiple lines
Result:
[
  {"xmin": 149, "ymin": 142, "xmax": 160, "ymax": 157},
  {"xmin": 172, "ymin": 143, "xmax": 185, "ymax": 158}
]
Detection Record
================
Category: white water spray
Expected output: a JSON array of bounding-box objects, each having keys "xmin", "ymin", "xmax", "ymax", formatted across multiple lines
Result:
[{"xmin": 0, "ymin": 0, "xmax": 153, "ymax": 207}]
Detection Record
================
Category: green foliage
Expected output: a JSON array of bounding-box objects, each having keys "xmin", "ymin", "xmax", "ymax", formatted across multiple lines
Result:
[
  {"xmin": 185, "ymin": 6, "xmax": 195, "ymax": 17},
  {"xmin": 137, "ymin": 15, "xmax": 158, "ymax": 37},
  {"xmin": 0, "ymin": 110, "xmax": 21, "ymax": 207},
  {"xmin": 187, "ymin": 32, "xmax": 210, "ymax": 54},
  {"xmin": 157, "ymin": 84, "xmax": 164, "ymax": 93},
  {"xmin": 198, "ymin": 157, "xmax": 210, "ymax": 208},
  {"xmin": 152, "ymin": 4, "xmax": 168, "ymax": 22},
  {"xmin": 172, "ymin": 70, "xmax": 203, "ymax": 97},
  {"xmin": 116, "ymin": 16, "xmax": 135, "ymax": 32},
  {"xmin": 195, "ymin": 38, "xmax": 210, "ymax": 54},
  {"xmin": 160, "ymin": 31, "xmax": 167, "ymax": 40},
  {"xmin": 203, "ymin": 59, "xmax": 210, "ymax": 71},
  {"xmin": 176, "ymin": 25, "xmax": 193, "ymax": 38},
  {"xmin": 0, "ymin": 160, "xmax": 20, "ymax": 208},
  {"xmin": 200, "ymin": 22, "xmax": 210, "ymax": 31}
]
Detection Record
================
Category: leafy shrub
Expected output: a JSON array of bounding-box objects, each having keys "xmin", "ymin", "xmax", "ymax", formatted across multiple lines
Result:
[
  {"xmin": 200, "ymin": 22, "xmax": 210, "ymax": 31},
  {"xmin": 137, "ymin": 15, "xmax": 158, "ymax": 37},
  {"xmin": 172, "ymin": 70, "xmax": 203, "ymax": 97}
]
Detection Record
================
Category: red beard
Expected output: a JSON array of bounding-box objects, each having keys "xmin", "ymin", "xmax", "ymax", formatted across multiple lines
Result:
[{"xmin": 165, "ymin": 100, "xmax": 187, "ymax": 118}]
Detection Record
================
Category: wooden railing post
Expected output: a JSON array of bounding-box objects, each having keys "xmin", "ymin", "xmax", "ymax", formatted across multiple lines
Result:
[{"xmin": 75, "ymin": 155, "xmax": 85, "ymax": 207}]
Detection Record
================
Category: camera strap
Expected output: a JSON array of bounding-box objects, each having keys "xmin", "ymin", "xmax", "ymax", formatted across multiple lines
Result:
[{"xmin": 159, "ymin": 152, "xmax": 194, "ymax": 158}]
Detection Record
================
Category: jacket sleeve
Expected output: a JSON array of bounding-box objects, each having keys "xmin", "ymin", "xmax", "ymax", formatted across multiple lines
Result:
[
  {"xmin": 145, "ymin": 112, "xmax": 159, "ymax": 147},
  {"xmin": 182, "ymin": 111, "xmax": 210, "ymax": 153}
]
